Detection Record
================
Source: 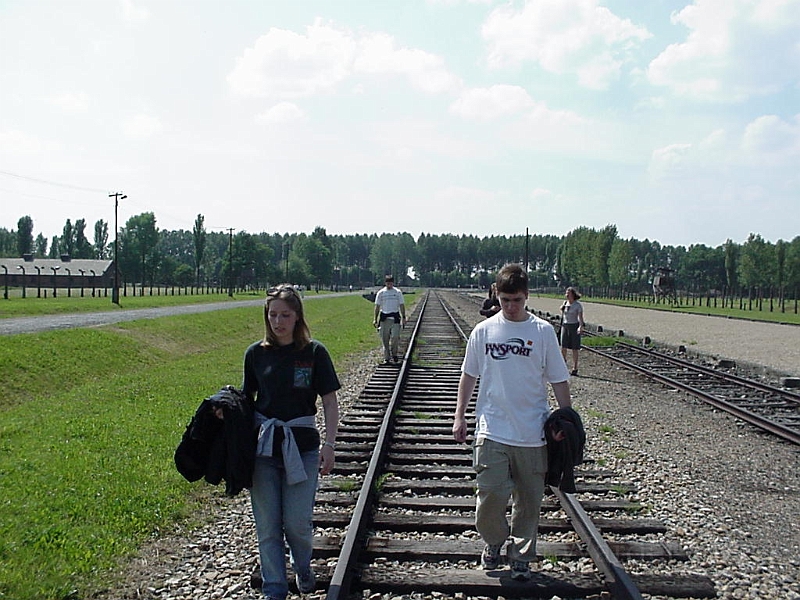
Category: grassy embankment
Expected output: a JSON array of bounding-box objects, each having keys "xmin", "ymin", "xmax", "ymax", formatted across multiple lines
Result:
[{"xmin": 0, "ymin": 292, "xmax": 388, "ymax": 600}]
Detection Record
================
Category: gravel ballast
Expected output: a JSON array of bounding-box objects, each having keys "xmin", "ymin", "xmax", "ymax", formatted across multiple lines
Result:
[{"xmin": 92, "ymin": 295, "xmax": 800, "ymax": 600}]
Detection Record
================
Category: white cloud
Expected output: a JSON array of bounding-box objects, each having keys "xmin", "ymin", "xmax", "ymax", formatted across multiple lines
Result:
[
  {"xmin": 120, "ymin": 0, "xmax": 150, "ymax": 23},
  {"xmin": 449, "ymin": 85, "xmax": 534, "ymax": 119},
  {"xmin": 481, "ymin": 0, "xmax": 651, "ymax": 90},
  {"xmin": 227, "ymin": 23, "xmax": 354, "ymax": 99},
  {"xmin": 741, "ymin": 114, "xmax": 800, "ymax": 160},
  {"xmin": 121, "ymin": 114, "xmax": 162, "ymax": 140},
  {"xmin": 0, "ymin": 130, "xmax": 57, "ymax": 155},
  {"xmin": 367, "ymin": 117, "xmax": 484, "ymax": 161},
  {"xmin": 354, "ymin": 32, "xmax": 460, "ymax": 94},
  {"xmin": 531, "ymin": 188, "xmax": 553, "ymax": 200},
  {"xmin": 648, "ymin": 113, "xmax": 800, "ymax": 182},
  {"xmin": 48, "ymin": 91, "xmax": 90, "ymax": 113},
  {"xmin": 228, "ymin": 20, "xmax": 460, "ymax": 100},
  {"xmin": 426, "ymin": 0, "xmax": 493, "ymax": 5},
  {"xmin": 256, "ymin": 102, "xmax": 306, "ymax": 125},
  {"xmin": 647, "ymin": 0, "xmax": 800, "ymax": 102},
  {"xmin": 520, "ymin": 102, "xmax": 592, "ymax": 142},
  {"xmin": 434, "ymin": 185, "xmax": 497, "ymax": 204},
  {"xmin": 648, "ymin": 142, "xmax": 693, "ymax": 179}
]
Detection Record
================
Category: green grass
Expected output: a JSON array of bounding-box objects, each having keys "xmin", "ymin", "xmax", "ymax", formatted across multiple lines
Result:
[
  {"xmin": 0, "ymin": 294, "xmax": 379, "ymax": 600},
  {"xmin": 331, "ymin": 478, "xmax": 359, "ymax": 493},
  {"xmin": 581, "ymin": 335, "xmax": 621, "ymax": 348}
]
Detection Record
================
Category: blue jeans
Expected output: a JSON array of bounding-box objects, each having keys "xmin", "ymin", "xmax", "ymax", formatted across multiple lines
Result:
[{"xmin": 251, "ymin": 450, "xmax": 319, "ymax": 599}]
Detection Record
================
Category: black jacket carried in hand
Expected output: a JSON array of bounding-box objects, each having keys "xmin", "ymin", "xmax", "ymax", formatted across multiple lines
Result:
[
  {"xmin": 545, "ymin": 406, "xmax": 586, "ymax": 493},
  {"xmin": 174, "ymin": 385, "xmax": 255, "ymax": 496},
  {"xmin": 479, "ymin": 296, "xmax": 500, "ymax": 317}
]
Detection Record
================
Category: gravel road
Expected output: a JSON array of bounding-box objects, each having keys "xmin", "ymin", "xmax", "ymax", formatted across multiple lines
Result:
[
  {"xmin": 526, "ymin": 296, "xmax": 800, "ymax": 379},
  {"xmin": 0, "ymin": 295, "xmax": 344, "ymax": 336},
  {"xmin": 0, "ymin": 299, "xmax": 264, "ymax": 335}
]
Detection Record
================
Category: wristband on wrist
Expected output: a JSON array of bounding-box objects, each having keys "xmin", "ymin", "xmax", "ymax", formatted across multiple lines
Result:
[{"xmin": 322, "ymin": 441, "xmax": 336, "ymax": 450}]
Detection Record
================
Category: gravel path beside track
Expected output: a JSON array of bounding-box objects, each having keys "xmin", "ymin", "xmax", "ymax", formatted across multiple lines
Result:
[
  {"xmin": 526, "ymin": 296, "xmax": 800, "ymax": 379},
  {"xmin": 0, "ymin": 299, "xmax": 263, "ymax": 335}
]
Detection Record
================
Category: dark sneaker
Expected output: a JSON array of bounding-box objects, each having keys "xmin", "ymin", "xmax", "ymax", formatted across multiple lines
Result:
[
  {"xmin": 295, "ymin": 568, "xmax": 316, "ymax": 593},
  {"xmin": 481, "ymin": 543, "xmax": 502, "ymax": 569},
  {"xmin": 510, "ymin": 559, "xmax": 531, "ymax": 581},
  {"xmin": 570, "ymin": 369, "xmax": 578, "ymax": 376}
]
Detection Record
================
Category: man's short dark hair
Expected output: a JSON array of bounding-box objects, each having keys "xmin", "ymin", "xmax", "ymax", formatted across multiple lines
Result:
[
  {"xmin": 385, "ymin": 275, "xmax": 394, "ymax": 282},
  {"xmin": 496, "ymin": 264, "xmax": 528, "ymax": 294}
]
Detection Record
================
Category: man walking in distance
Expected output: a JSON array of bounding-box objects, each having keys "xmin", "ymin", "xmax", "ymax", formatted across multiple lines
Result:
[
  {"xmin": 373, "ymin": 275, "xmax": 406, "ymax": 364},
  {"xmin": 452, "ymin": 264, "xmax": 572, "ymax": 581}
]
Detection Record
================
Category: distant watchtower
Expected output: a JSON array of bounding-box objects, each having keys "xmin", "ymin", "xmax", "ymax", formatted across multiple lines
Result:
[{"xmin": 652, "ymin": 267, "xmax": 677, "ymax": 304}]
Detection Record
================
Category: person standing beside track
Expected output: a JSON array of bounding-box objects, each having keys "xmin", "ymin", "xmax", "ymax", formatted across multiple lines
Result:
[
  {"xmin": 373, "ymin": 274, "xmax": 406, "ymax": 364},
  {"xmin": 480, "ymin": 283, "xmax": 501, "ymax": 318},
  {"xmin": 452, "ymin": 264, "xmax": 572, "ymax": 581},
  {"xmin": 560, "ymin": 287, "xmax": 584, "ymax": 376},
  {"xmin": 240, "ymin": 284, "xmax": 340, "ymax": 599}
]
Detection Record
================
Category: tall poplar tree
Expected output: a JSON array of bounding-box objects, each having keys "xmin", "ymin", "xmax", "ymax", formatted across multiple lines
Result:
[{"xmin": 193, "ymin": 214, "xmax": 206, "ymax": 286}]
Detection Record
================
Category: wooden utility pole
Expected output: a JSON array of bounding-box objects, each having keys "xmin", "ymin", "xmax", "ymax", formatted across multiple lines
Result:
[
  {"xmin": 227, "ymin": 228, "xmax": 235, "ymax": 297},
  {"xmin": 109, "ymin": 192, "xmax": 126, "ymax": 304}
]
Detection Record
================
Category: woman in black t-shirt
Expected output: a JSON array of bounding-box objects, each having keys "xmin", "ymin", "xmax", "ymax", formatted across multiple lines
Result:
[{"xmin": 243, "ymin": 284, "xmax": 340, "ymax": 599}]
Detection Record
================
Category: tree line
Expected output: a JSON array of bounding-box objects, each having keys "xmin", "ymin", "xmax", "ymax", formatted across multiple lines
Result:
[{"xmin": 2, "ymin": 214, "xmax": 798, "ymax": 299}]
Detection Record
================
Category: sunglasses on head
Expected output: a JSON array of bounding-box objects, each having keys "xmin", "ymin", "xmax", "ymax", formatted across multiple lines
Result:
[{"xmin": 267, "ymin": 285, "xmax": 299, "ymax": 297}]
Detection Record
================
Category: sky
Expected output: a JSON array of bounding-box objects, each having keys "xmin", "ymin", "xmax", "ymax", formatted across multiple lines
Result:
[{"xmin": 1, "ymin": 0, "xmax": 798, "ymax": 249}]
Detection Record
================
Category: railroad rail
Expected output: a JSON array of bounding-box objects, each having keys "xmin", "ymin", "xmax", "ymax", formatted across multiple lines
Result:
[
  {"xmin": 525, "ymin": 305, "xmax": 800, "ymax": 446},
  {"xmin": 250, "ymin": 289, "xmax": 716, "ymax": 598},
  {"xmin": 583, "ymin": 341, "xmax": 800, "ymax": 446}
]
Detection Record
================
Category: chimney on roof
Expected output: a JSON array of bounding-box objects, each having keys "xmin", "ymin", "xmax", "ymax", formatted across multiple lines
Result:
[
  {"xmin": 23, "ymin": 253, "xmax": 34, "ymax": 262},
  {"xmin": 60, "ymin": 254, "xmax": 72, "ymax": 262}
]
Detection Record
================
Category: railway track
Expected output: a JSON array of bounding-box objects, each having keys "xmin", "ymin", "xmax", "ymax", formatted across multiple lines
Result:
[
  {"xmin": 516, "ymin": 305, "xmax": 800, "ymax": 447},
  {"xmin": 583, "ymin": 341, "xmax": 800, "ymax": 446},
  {"xmin": 251, "ymin": 289, "xmax": 717, "ymax": 598}
]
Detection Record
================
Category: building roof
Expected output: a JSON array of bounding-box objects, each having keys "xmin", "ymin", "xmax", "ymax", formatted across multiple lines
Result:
[{"xmin": 0, "ymin": 257, "xmax": 113, "ymax": 275}]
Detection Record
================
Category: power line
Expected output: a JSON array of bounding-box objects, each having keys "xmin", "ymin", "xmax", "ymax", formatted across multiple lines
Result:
[
  {"xmin": 0, "ymin": 169, "xmax": 237, "ymax": 234},
  {"xmin": 0, "ymin": 169, "xmax": 110, "ymax": 194}
]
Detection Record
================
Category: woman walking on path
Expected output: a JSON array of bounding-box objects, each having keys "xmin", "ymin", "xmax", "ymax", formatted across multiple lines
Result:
[
  {"xmin": 560, "ymin": 287, "xmax": 585, "ymax": 376},
  {"xmin": 242, "ymin": 284, "xmax": 340, "ymax": 599}
]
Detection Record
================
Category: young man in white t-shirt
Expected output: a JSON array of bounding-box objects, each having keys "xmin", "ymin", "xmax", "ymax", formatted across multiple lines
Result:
[
  {"xmin": 372, "ymin": 275, "xmax": 406, "ymax": 363},
  {"xmin": 452, "ymin": 264, "xmax": 572, "ymax": 581}
]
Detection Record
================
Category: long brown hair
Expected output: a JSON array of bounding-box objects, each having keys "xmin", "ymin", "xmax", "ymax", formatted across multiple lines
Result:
[{"xmin": 262, "ymin": 284, "xmax": 312, "ymax": 348}]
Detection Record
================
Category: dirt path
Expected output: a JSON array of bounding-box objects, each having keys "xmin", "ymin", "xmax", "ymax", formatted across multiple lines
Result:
[{"xmin": 528, "ymin": 296, "xmax": 800, "ymax": 378}]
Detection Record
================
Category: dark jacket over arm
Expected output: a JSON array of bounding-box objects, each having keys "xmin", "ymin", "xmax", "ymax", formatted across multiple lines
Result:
[
  {"xmin": 545, "ymin": 406, "xmax": 586, "ymax": 493},
  {"xmin": 174, "ymin": 386, "xmax": 256, "ymax": 496}
]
